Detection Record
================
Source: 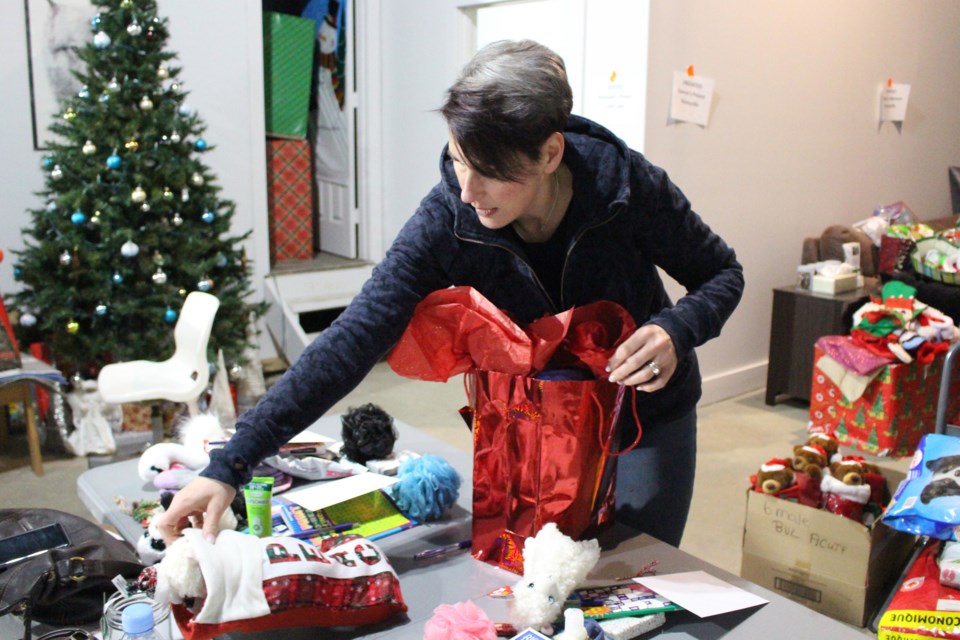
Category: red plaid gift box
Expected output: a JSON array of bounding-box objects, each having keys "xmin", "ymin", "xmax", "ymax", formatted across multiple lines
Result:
[
  {"xmin": 809, "ymin": 345, "xmax": 960, "ymax": 457},
  {"xmin": 266, "ymin": 139, "xmax": 314, "ymax": 264}
]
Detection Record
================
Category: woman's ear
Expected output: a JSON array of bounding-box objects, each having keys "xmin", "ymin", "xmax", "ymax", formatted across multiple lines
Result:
[{"xmin": 540, "ymin": 132, "xmax": 565, "ymax": 172}]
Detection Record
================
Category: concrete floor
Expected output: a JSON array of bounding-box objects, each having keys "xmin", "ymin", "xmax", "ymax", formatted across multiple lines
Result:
[{"xmin": 1, "ymin": 361, "xmax": 892, "ymax": 635}]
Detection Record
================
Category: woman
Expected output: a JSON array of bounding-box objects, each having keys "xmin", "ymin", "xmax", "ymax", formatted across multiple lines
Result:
[{"xmin": 157, "ymin": 40, "xmax": 744, "ymax": 548}]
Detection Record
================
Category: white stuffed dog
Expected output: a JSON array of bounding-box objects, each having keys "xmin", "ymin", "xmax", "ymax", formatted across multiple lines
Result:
[{"xmin": 509, "ymin": 523, "xmax": 601, "ymax": 634}]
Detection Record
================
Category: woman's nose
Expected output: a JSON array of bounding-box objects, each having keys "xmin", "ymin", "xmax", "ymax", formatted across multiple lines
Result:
[{"xmin": 459, "ymin": 170, "xmax": 482, "ymax": 203}]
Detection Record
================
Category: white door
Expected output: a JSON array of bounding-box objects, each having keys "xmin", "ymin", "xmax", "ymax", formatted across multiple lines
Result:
[{"xmin": 315, "ymin": 0, "xmax": 358, "ymax": 259}]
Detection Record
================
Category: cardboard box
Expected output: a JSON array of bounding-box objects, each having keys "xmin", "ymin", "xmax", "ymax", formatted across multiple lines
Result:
[
  {"xmin": 266, "ymin": 138, "xmax": 314, "ymax": 264},
  {"xmin": 263, "ymin": 12, "xmax": 315, "ymax": 139},
  {"xmin": 741, "ymin": 466, "xmax": 915, "ymax": 627},
  {"xmin": 811, "ymin": 272, "xmax": 859, "ymax": 295},
  {"xmin": 809, "ymin": 345, "xmax": 960, "ymax": 457}
]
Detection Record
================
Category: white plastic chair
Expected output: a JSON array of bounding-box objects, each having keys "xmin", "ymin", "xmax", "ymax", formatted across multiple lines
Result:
[{"xmin": 97, "ymin": 292, "xmax": 220, "ymax": 416}]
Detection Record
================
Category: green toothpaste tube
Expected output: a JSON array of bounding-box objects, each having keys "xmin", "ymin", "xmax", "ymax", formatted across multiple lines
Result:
[{"xmin": 243, "ymin": 476, "xmax": 275, "ymax": 537}]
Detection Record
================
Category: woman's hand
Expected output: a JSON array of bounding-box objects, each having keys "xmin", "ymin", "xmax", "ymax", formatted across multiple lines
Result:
[
  {"xmin": 606, "ymin": 324, "xmax": 677, "ymax": 391},
  {"xmin": 153, "ymin": 477, "xmax": 237, "ymax": 545}
]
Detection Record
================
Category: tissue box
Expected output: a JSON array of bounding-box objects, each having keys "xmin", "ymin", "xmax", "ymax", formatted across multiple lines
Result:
[{"xmin": 811, "ymin": 273, "xmax": 859, "ymax": 295}]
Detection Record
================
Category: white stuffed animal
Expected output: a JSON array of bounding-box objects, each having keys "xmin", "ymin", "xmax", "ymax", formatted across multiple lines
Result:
[
  {"xmin": 509, "ymin": 523, "xmax": 601, "ymax": 634},
  {"xmin": 136, "ymin": 498, "xmax": 239, "ymax": 565},
  {"xmin": 137, "ymin": 413, "xmax": 230, "ymax": 487}
]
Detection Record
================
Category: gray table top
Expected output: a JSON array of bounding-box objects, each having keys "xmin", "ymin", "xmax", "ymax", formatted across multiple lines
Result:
[{"xmin": 70, "ymin": 414, "xmax": 869, "ymax": 639}]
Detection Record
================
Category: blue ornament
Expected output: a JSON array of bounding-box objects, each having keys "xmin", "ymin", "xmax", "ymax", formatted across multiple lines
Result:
[
  {"xmin": 95, "ymin": 303, "xmax": 108, "ymax": 316},
  {"xmin": 215, "ymin": 253, "xmax": 227, "ymax": 268},
  {"xmin": 90, "ymin": 15, "xmax": 101, "ymax": 30},
  {"xmin": 201, "ymin": 210, "xmax": 215, "ymax": 224},
  {"xmin": 194, "ymin": 138, "xmax": 207, "ymax": 151},
  {"xmin": 13, "ymin": 266, "xmax": 22, "ymax": 279},
  {"xmin": 106, "ymin": 154, "xmax": 122, "ymax": 169},
  {"xmin": 70, "ymin": 211, "xmax": 87, "ymax": 225},
  {"xmin": 99, "ymin": 93, "xmax": 110, "ymax": 103},
  {"xmin": 78, "ymin": 86, "xmax": 90, "ymax": 99},
  {"xmin": 197, "ymin": 278, "xmax": 212, "ymax": 292},
  {"xmin": 164, "ymin": 307, "xmax": 177, "ymax": 324},
  {"xmin": 111, "ymin": 271, "xmax": 124, "ymax": 284},
  {"xmin": 42, "ymin": 156, "xmax": 54, "ymax": 169}
]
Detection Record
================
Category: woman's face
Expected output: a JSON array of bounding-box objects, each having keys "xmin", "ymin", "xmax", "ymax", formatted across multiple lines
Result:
[{"xmin": 447, "ymin": 133, "xmax": 547, "ymax": 231}]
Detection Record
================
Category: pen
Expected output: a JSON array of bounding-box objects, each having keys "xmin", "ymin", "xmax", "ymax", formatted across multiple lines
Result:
[
  {"xmin": 292, "ymin": 522, "xmax": 357, "ymax": 539},
  {"xmin": 413, "ymin": 539, "xmax": 472, "ymax": 561}
]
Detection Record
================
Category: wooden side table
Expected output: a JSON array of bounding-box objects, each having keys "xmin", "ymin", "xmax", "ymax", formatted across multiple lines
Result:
[
  {"xmin": 0, "ymin": 356, "xmax": 66, "ymax": 476},
  {"xmin": 765, "ymin": 284, "xmax": 873, "ymax": 405}
]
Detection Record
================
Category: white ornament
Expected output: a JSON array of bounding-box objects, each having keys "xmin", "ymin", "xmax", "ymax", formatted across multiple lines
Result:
[
  {"xmin": 127, "ymin": 21, "xmax": 142, "ymax": 36},
  {"xmin": 121, "ymin": 240, "xmax": 140, "ymax": 258},
  {"xmin": 93, "ymin": 31, "xmax": 111, "ymax": 48},
  {"xmin": 152, "ymin": 268, "xmax": 168, "ymax": 285},
  {"xmin": 20, "ymin": 313, "xmax": 37, "ymax": 328}
]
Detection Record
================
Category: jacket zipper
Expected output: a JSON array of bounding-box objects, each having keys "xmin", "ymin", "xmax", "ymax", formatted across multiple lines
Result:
[{"xmin": 455, "ymin": 202, "xmax": 625, "ymax": 313}]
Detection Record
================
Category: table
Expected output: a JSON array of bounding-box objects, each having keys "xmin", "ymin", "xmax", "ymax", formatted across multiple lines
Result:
[
  {"xmin": 73, "ymin": 415, "xmax": 871, "ymax": 639},
  {"xmin": 0, "ymin": 355, "xmax": 66, "ymax": 476},
  {"xmin": 765, "ymin": 284, "xmax": 873, "ymax": 405}
]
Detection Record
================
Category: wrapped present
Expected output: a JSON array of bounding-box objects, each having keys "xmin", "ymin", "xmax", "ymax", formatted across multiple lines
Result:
[
  {"xmin": 809, "ymin": 345, "xmax": 960, "ymax": 457},
  {"xmin": 387, "ymin": 286, "xmax": 640, "ymax": 573},
  {"xmin": 266, "ymin": 139, "xmax": 314, "ymax": 263},
  {"xmin": 262, "ymin": 12, "xmax": 315, "ymax": 139},
  {"xmin": 121, "ymin": 402, "xmax": 153, "ymax": 432}
]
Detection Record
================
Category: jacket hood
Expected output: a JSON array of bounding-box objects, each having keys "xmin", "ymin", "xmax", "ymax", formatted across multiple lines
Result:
[{"xmin": 439, "ymin": 115, "xmax": 633, "ymax": 243}]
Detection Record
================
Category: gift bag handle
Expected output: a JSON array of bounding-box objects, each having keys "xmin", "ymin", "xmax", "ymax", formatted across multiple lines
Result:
[{"xmin": 597, "ymin": 386, "xmax": 643, "ymax": 457}]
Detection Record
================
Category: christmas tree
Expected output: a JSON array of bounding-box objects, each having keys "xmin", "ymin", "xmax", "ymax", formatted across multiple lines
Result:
[{"xmin": 9, "ymin": 0, "xmax": 265, "ymax": 380}]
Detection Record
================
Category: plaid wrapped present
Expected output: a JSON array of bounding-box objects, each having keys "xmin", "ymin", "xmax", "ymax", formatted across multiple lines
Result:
[{"xmin": 266, "ymin": 139, "xmax": 314, "ymax": 264}]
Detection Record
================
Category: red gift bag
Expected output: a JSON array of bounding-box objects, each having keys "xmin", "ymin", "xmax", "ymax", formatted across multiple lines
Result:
[
  {"xmin": 387, "ymin": 286, "xmax": 641, "ymax": 574},
  {"xmin": 468, "ymin": 370, "xmax": 637, "ymax": 574}
]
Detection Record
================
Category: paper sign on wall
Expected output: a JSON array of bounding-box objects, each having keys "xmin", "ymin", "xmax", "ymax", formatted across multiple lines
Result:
[
  {"xmin": 880, "ymin": 82, "xmax": 911, "ymax": 123},
  {"xmin": 670, "ymin": 71, "xmax": 715, "ymax": 127}
]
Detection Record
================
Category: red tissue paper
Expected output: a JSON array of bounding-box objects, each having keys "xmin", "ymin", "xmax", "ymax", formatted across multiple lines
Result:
[{"xmin": 386, "ymin": 286, "xmax": 636, "ymax": 381}]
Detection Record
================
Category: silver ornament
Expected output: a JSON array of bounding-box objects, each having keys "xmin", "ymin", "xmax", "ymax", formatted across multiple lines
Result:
[
  {"xmin": 131, "ymin": 186, "xmax": 147, "ymax": 203},
  {"xmin": 59, "ymin": 250, "xmax": 72, "ymax": 266},
  {"xmin": 127, "ymin": 21, "xmax": 142, "ymax": 36},
  {"xmin": 20, "ymin": 313, "xmax": 37, "ymax": 328},
  {"xmin": 139, "ymin": 96, "xmax": 154, "ymax": 111},
  {"xmin": 152, "ymin": 268, "xmax": 168, "ymax": 285}
]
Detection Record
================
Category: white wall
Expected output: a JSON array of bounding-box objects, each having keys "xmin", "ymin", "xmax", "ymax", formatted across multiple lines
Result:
[
  {"xmin": 0, "ymin": 0, "xmax": 270, "ymax": 351},
  {"xmin": 644, "ymin": 0, "xmax": 960, "ymax": 402}
]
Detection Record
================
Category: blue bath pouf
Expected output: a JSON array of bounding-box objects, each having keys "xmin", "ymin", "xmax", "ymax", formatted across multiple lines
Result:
[{"xmin": 392, "ymin": 454, "xmax": 461, "ymax": 522}]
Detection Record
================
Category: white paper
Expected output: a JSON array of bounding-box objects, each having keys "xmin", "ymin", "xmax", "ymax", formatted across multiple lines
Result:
[
  {"xmin": 286, "ymin": 429, "xmax": 336, "ymax": 445},
  {"xmin": 635, "ymin": 570, "xmax": 768, "ymax": 618},
  {"xmin": 670, "ymin": 72, "xmax": 715, "ymax": 127},
  {"xmin": 283, "ymin": 471, "xmax": 398, "ymax": 511},
  {"xmin": 880, "ymin": 83, "xmax": 911, "ymax": 123}
]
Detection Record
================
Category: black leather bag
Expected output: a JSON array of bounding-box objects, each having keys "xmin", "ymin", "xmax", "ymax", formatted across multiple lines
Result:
[{"xmin": 0, "ymin": 509, "xmax": 144, "ymax": 640}]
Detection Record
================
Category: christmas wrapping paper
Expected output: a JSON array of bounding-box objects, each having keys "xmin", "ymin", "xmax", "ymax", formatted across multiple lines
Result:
[
  {"xmin": 809, "ymin": 345, "xmax": 960, "ymax": 457},
  {"xmin": 267, "ymin": 139, "xmax": 314, "ymax": 263},
  {"xmin": 262, "ymin": 12, "xmax": 315, "ymax": 139}
]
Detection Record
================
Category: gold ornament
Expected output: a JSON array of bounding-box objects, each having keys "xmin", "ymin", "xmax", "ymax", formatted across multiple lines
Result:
[
  {"xmin": 124, "ymin": 138, "xmax": 139, "ymax": 152},
  {"xmin": 139, "ymin": 96, "xmax": 154, "ymax": 111},
  {"xmin": 63, "ymin": 108, "xmax": 76, "ymax": 121},
  {"xmin": 162, "ymin": 187, "xmax": 174, "ymax": 201},
  {"xmin": 190, "ymin": 172, "xmax": 204, "ymax": 186},
  {"xmin": 66, "ymin": 320, "xmax": 80, "ymax": 335},
  {"xmin": 157, "ymin": 65, "xmax": 170, "ymax": 80},
  {"xmin": 82, "ymin": 140, "xmax": 97, "ymax": 155},
  {"xmin": 131, "ymin": 185, "xmax": 147, "ymax": 203}
]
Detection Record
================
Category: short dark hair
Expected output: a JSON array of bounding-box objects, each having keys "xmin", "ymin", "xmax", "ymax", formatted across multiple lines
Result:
[{"xmin": 441, "ymin": 40, "xmax": 573, "ymax": 182}]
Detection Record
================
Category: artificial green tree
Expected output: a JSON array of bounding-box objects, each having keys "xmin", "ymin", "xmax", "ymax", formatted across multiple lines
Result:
[{"xmin": 10, "ymin": 0, "xmax": 265, "ymax": 380}]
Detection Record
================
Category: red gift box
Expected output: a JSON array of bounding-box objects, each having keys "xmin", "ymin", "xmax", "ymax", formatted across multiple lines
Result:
[
  {"xmin": 809, "ymin": 345, "xmax": 960, "ymax": 457},
  {"xmin": 266, "ymin": 139, "xmax": 314, "ymax": 264},
  {"xmin": 878, "ymin": 235, "xmax": 916, "ymax": 275}
]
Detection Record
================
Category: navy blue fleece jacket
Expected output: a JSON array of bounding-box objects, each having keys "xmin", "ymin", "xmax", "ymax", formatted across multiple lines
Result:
[{"xmin": 203, "ymin": 115, "xmax": 744, "ymax": 487}]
